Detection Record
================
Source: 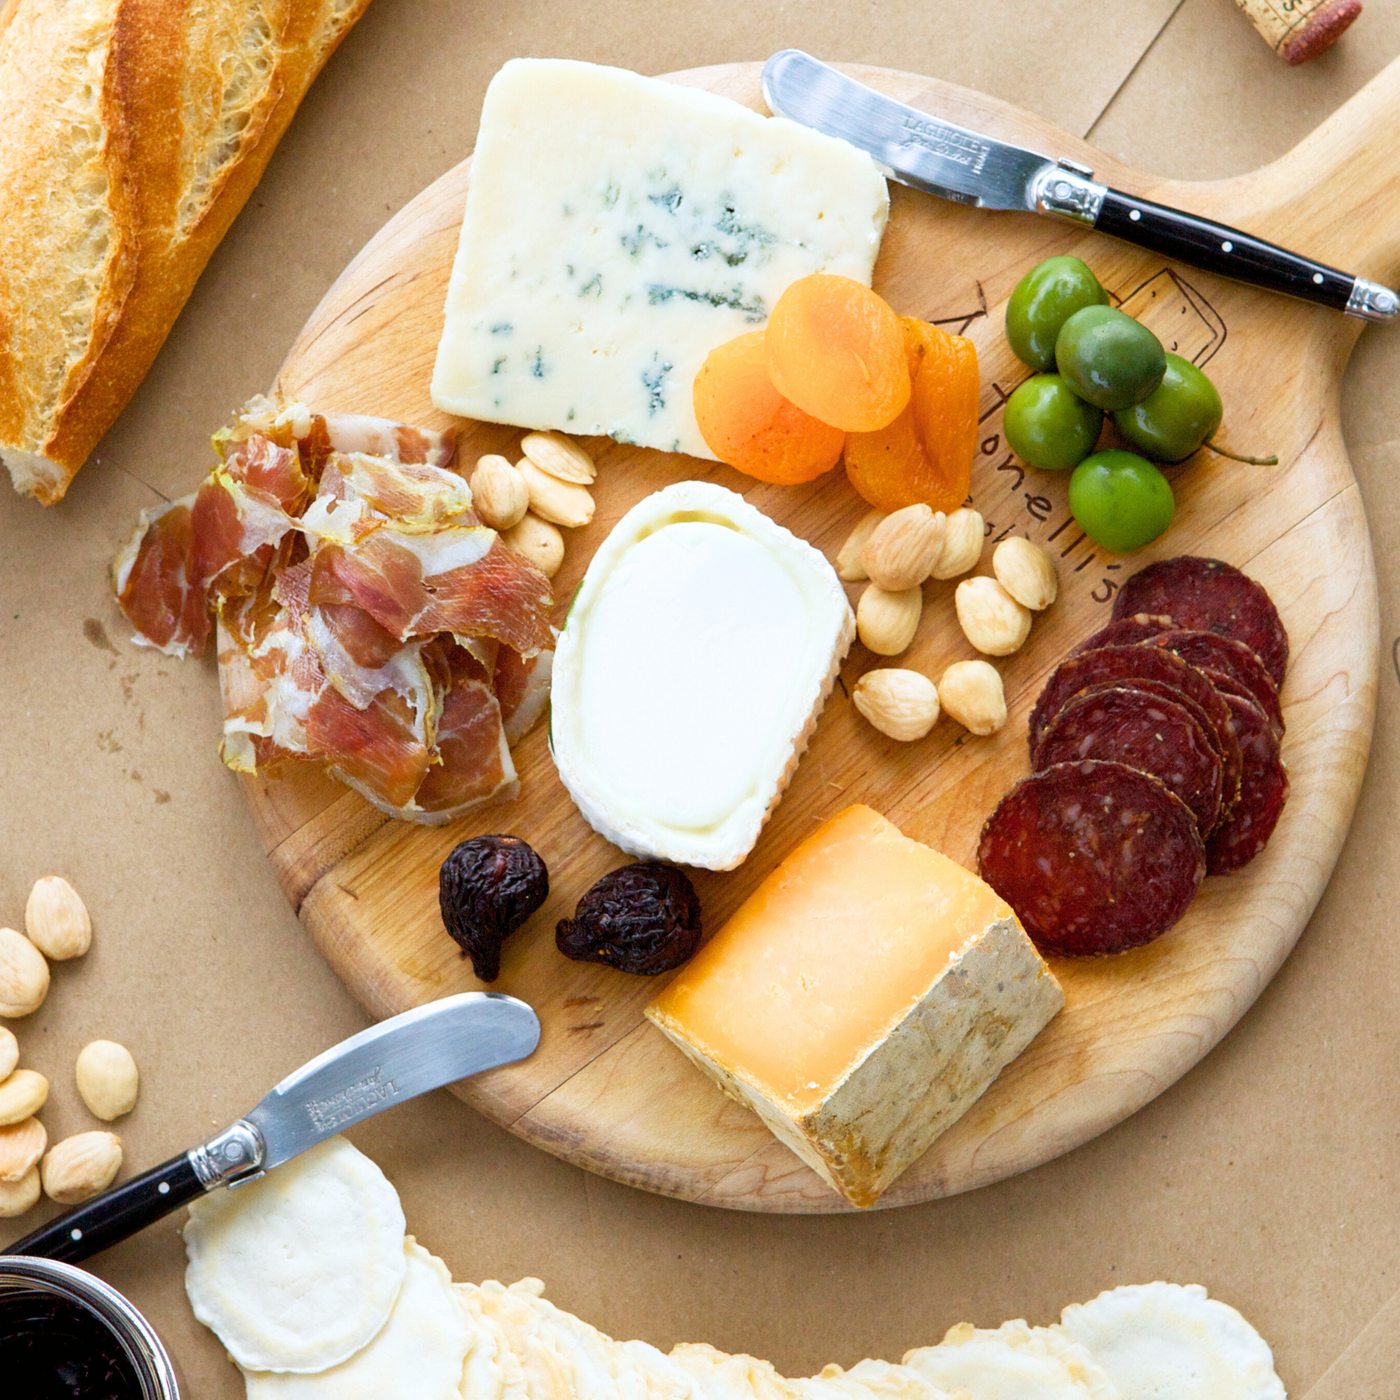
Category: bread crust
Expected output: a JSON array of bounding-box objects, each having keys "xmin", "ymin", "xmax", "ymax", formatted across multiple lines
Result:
[{"xmin": 0, "ymin": 0, "xmax": 372, "ymax": 504}]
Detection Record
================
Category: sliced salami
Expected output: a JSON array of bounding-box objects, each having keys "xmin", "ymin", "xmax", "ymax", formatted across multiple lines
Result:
[
  {"xmin": 1205, "ymin": 692, "xmax": 1290, "ymax": 875},
  {"xmin": 1144, "ymin": 629, "xmax": 1283, "ymax": 737},
  {"xmin": 1035, "ymin": 687, "xmax": 1223, "ymax": 836},
  {"xmin": 1112, "ymin": 556, "xmax": 1288, "ymax": 687},
  {"xmin": 1072, "ymin": 613, "xmax": 1177, "ymax": 655},
  {"xmin": 978, "ymin": 759, "xmax": 1206, "ymax": 957}
]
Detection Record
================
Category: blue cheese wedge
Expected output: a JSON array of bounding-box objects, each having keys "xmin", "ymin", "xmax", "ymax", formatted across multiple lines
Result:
[
  {"xmin": 550, "ymin": 481, "xmax": 854, "ymax": 870},
  {"xmin": 431, "ymin": 59, "xmax": 889, "ymax": 458}
]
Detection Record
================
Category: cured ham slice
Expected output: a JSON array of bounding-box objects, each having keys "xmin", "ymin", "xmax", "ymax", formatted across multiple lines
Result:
[{"xmin": 116, "ymin": 396, "xmax": 554, "ymax": 824}]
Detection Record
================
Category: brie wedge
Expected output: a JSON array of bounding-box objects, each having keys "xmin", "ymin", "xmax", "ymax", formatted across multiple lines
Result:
[{"xmin": 549, "ymin": 481, "xmax": 854, "ymax": 870}]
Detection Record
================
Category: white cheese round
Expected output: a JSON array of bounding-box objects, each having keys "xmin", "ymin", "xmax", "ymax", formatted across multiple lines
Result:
[{"xmin": 550, "ymin": 481, "xmax": 854, "ymax": 869}]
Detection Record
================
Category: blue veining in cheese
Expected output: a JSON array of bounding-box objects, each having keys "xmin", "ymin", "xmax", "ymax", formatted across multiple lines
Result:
[{"xmin": 431, "ymin": 59, "xmax": 890, "ymax": 459}]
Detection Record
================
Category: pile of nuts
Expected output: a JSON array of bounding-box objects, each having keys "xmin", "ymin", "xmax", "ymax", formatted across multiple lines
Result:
[
  {"xmin": 470, "ymin": 431, "xmax": 598, "ymax": 580},
  {"xmin": 836, "ymin": 506, "xmax": 1060, "ymax": 744},
  {"xmin": 0, "ymin": 877, "xmax": 139, "ymax": 1219}
]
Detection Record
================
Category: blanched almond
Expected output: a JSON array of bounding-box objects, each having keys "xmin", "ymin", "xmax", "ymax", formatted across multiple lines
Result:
[
  {"xmin": 42, "ymin": 1131, "xmax": 123, "ymax": 1205},
  {"xmin": 25, "ymin": 875, "xmax": 92, "ymax": 960},
  {"xmin": 860, "ymin": 504, "xmax": 946, "ymax": 591},
  {"xmin": 470, "ymin": 454, "xmax": 530, "ymax": 531},
  {"xmin": 932, "ymin": 508, "xmax": 985, "ymax": 580},
  {"xmin": 0, "ymin": 1117, "xmax": 46, "ymax": 1182},
  {"xmin": 955, "ymin": 576, "xmax": 1032, "ymax": 656},
  {"xmin": 0, "ymin": 1028, "xmax": 16, "ymax": 1082},
  {"xmin": 0, "ymin": 1069, "xmax": 47, "ymax": 1126},
  {"xmin": 993, "ymin": 536, "xmax": 1058, "ymax": 610},
  {"xmin": 501, "ymin": 513, "xmax": 565, "ymax": 579},
  {"xmin": 857, "ymin": 584, "xmax": 922, "ymax": 656},
  {"xmin": 76, "ymin": 1041, "xmax": 139, "ymax": 1122},
  {"xmin": 518, "ymin": 459, "xmax": 594, "ymax": 528},
  {"xmin": 520, "ymin": 431, "xmax": 596, "ymax": 484},
  {"xmin": 835, "ymin": 509, "xmax": 886, "ymax": 582},
  {"xmin": 853, "ymin": 669, "xmax": 940, "ymax": 741},
  {"xmin": 939, "ymin": 660, "xmax": 1008, "ymax": 735},
  {"xmin": 0, "ymin": 927, "xmax": 48, "ymax": 1018},
  {"xmin": 0, "ymin": 1165, "xmax": 40, "ymax": 1217}
]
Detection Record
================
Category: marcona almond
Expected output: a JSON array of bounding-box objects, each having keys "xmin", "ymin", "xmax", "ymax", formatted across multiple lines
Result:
[
  {"xmin": 42, "ymin": 1131, "xmax": 123, "ymax": 1205},
  {"xmin": 939, "ymin": 660, "xmax": 1008, "ymax": 736},
  {"xmin": 0, "ymin": 1117, "xmax": 46, "ymax": 1182},
  {"xmin": 0, "ymin": 1069, "xmax": 48, "ymax": 1127},
  {"xmin": 25, "ymin": 875, "xmax": 91, "ymax": 960},
  {"xmin": 860, "ymin": 504, "xmax": 946, "ymax": 591},
  {"xmin": 853, "ymin": 669, "xmax": 940, "ymax": 741},
  {"xmin": 520, "ymin": 430, "xmax": 596, "ymax": 484},
  {"xmin": 76, "ymin": 1040, "xmax": 139, "ymax": 1122},
  {"xmin": 469, "ymin": 454, "xmax": 530, "ymax": 531},
  {"xmin": 518, "ymin": 459, "xmax": 595, "ymax": 528},
  {"xmin": 955, "ymin": 576, "xmax": 1032, "ymax": 656},
  {"xmin": 0, "ymin": 1027, "xmax": 16, "ymax": 1081},
  {"xmin": 932, "ymin": 508, "xmax": 986, "ymax": 580},
  {"xmin": 0, "ymin": 927, "xmax": 48, "ymax": 1018},
  {"xmin": 993, "ymin": 536, "xmax": 1059, "ymax": 611},
  {"xmin": 857, "ymin": 584, "xmax": 922, "ymax": 656},
  {"xmin": 0, "ymin": 1165, "xmax": 40, "ymax": 1218},
  {"xmin": 501, "ymin": 513, "xmax": 565, "ymax": 579},
  {"xmin": 835, "ymin": 509, "xmax": 887, "ymax": 582}
]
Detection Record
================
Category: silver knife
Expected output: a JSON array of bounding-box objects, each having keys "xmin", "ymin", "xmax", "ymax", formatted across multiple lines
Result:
[
  {"xmin": 762, "ymin": 49, "xmax": 1399, "ymax": 322},
  {"xmin": 4, "ymin": 991, "xmax": 540, "ymax": 1264}
]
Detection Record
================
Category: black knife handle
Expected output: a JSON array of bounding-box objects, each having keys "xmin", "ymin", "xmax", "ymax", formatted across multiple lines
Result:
[
  {"xmin": 1095, "ymin": 187, "xmax": 1356, "ymax": 313},
  {"xmin": 3, "ymin": 1153, "xmax": 204, "ymax": 1264}
]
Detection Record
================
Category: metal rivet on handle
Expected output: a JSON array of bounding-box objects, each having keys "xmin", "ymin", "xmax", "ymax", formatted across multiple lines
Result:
[
  {"xmin": 1222, "ymin": 240, "xmax": 1233, "ymax": 252},
  {"xmin": 158, "ymin": 1182, "xmax": 171, "ymax": 1196},
  {"xmin": 1313, "ymin": 273, "xmax": 1324, "ymax": 284},
  {"xmin": 70, "ymin": 1228, "xmax": 82, "ymax": 1242},
  {"xmin": 1129, "ymin": 209, "xmax": 1141, "ymax": 222}
]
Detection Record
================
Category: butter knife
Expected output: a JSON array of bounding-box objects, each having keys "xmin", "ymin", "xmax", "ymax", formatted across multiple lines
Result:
[
  {"xmin": 762, "ymin": 49, "xmax": 1399, "ymax": 322},
  {"xmin": 4, "ymin": 991, "xmax": 540, "ymax": 1264}
]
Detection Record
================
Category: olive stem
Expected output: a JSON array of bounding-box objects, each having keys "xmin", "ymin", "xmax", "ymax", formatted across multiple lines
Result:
[{"xmin": 1203, "ymin": 437, "xmax": 1279, "ymax": 466}]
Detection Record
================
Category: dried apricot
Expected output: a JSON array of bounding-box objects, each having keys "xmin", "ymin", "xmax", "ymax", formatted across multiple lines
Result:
[
  {"xmin": 693, "ymin": 330, "xmax": 845, "ymax": 484},
  {"xmin": 765, "ymin": 275, "xmax": 910, "ymax": 432},
  {"xmin": 845, "ymin": 317, "xmax": 979, "ymax": 513}
]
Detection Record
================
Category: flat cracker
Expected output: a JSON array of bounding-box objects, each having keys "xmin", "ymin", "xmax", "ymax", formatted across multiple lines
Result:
[{"xmin": 903, "ymin": 1322, "xmax": 1099, "ymax": 1400}]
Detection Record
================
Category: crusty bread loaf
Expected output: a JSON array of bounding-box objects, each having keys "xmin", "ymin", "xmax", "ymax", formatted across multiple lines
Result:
[{"xmin": 0, "ymin": 0, "xmax": 372, "ymax": 505}]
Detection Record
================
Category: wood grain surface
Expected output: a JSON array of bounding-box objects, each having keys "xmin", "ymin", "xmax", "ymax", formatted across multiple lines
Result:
[{"xmin": 249, "ymin": 61, "xmax": 1386, "ymax": 1212}]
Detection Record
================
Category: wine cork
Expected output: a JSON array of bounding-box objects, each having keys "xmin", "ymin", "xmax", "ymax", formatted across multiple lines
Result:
[{"xmin": 1233, "ymin": 0, "xmax": 1362, "ymax": 65}]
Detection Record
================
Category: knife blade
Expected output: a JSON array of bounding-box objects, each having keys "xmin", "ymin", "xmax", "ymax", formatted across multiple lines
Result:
[
  {"xmin": 762, "ymin": 49, "xmax": 1399, "ymax": 322},
  {"xmin": 4, "ymin": 991, "xmax": 540, "ymax": 1264}
]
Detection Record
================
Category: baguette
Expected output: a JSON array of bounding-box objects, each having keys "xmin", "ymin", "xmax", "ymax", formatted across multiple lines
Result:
[{"xmin": 0, "ymin": 0, "xmax": 372, "ymax": 505}]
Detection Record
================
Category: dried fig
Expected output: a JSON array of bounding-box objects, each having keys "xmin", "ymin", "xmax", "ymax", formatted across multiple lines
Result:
[
  {"xmin": 439, "ymin": 836, "xmax": 549, "ymax": 982},
  {"xmin": 556, "ymin": 863, "xmax": 702, "ymax": 975}
]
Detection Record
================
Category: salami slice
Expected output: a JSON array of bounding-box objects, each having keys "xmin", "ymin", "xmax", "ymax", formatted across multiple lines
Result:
[
  {"xmin": 1144, "ymin": 629, "xmax": 1283, "ymax": 737},
  {"xmin": 1035, "ymin": 687, "xmax": 1223, "ymax": 836},
  {"xmin": 1072, "ymin": 613, "xmax": 1176, "ymax": 655},
  {"xmin": 1112, "ymin": 556, "xmax": 1288, "ymax": 687},
  {"xmin": 1205, "ymin": 692, "xmax": 1290, "ymax": 875},
  {"xmin": 977, "ymin": 759, "xmax": 1206, "ymax": 957}
]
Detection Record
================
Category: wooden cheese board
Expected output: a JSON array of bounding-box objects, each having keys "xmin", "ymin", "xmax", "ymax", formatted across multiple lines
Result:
[{"xmin": 245, "ymin": 60, "xmax": 1387, "ymax": 1212}]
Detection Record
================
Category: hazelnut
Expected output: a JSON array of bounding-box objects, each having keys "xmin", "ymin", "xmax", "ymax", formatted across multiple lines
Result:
[
  {"xmin": 520, "ymin": 431, "xmax": 596, "ymax": 484},
  {"xmin": 955, "ymin": 576, "xmax": 1032, "ymax": 656},
  {"xmin": 0, "ymin": 1027, "xmax": 17, "ymax": 1081},
  {"xmin": 0, "ymin": 927, "xmax": 49, "ymax": 1018},
  {"xmin": 853, "ymin": 669, "xmax": 940, "ymax": 741},
  {"xmin": 517, "ymin": 459, "xmax": 594, "ymax": 528},
  {"xmin": 0, "ymin": 1117, "xmax": 46, "ymax": 1182},
  {"xmin": 76, "ymin": 1041, "xmax": 140, "ymax": 1121},
  {"xmin": 0, "ymin": 1069, "xmax": 48, "ymax": 1127},
  {"xmin": 42, "ymin": 1131, "xmax": 123, "ymax": 1205},
  {"xmin": 834, "ymin": 509, "xmax": 887, "ymax": 582},
  {"xmin": 0, "ymin": 1166, "xmax": 40, "ymax": 1219},
  {"xmin": 501, "ymin": 513, "xmax": 565, "ymax": 579},
  {"xmin": 932, "ymin": 508, "xmax": 985, "ymax": 580},
  {"xmin": 993, "ymin": 536, "xmax": 1059, "ymax": 611},
  {"xmin": 859, "ymin": 505, "xmax": 946, "ymax": 592},
  {"xmin": 856, "ymin": 584, "xmax": 923, "ymax": 656},
  {"xmin": 469, "ymin": 454, "xmax": 530, "ymax": 531},
  {"xmin": 939, "ymin": 660, "xmax": 1008, "ymax": 736}
]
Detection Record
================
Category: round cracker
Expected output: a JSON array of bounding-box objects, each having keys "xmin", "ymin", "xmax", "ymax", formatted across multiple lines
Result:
[
  {"xmin": 1053, "ymin": 1282, "xmax": 1285, "ymax": 1400},
  {"xmin": 904, "ymin": 1325, "xmax": 1099, "ymax": 1400},
  {"xmin": 185, "ymin": 1135, "xmax": 407, "ymax": 1373},
  {"xmin": 243, "ymin": 1238, "xmax": 469, "ymax": 1399}
]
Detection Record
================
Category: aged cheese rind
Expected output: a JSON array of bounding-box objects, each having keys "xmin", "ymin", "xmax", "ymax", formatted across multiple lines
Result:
[
  {"xmin": 431, "ymin": 59, "xmax": 889, "ymax": 458},
  {"xmin": 550, "ymin": 481, "xmax": 854, "ymax": 870},
  {"xmin": 646, "ymin": 806, "xmax": 1064, "ymax": 1206}
]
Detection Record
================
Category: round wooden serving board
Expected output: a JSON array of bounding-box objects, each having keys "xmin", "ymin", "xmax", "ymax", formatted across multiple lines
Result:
[{"xmin": 246, "ymin": 61, "xmax": 1389, "ymax": 1212}]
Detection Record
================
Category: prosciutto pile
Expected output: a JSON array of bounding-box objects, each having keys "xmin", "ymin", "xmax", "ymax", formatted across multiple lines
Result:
[{"xmin": 113, "ymin": 397, "xmax": 555, "ymax": 824}]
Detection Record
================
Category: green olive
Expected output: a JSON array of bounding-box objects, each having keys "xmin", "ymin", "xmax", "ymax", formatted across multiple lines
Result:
[
  {"xmin": 1111, "ymin": 353, "xmax": 1223, "ymax": 462},
  {"xmin": 1068, "ymin": 449, "xmax": 1175, "ymax": 553},
  {"xmin": 1005, "ymin": 256, "xmax": 1109, "ymax": 371},
  {"xmin": 1003, "ymin": 374, "xmax": 1103, "ymax": 471},
  {"xmin": 1054, "ymin": 305, "xmax": 1167, "ymax": 411}
]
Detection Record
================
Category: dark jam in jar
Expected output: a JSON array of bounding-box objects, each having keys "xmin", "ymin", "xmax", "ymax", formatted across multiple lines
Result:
[{"xmin": 0, "ymin": 1287, "xmax": 144, "ymax": 1399}]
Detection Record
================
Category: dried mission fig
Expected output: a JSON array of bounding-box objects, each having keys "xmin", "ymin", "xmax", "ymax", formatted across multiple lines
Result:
[
  {"xmin": 439, "ymin": 835, "xmax": 549, "ymax": 982},
  {"xmin": 556, "ymin": 863, "xmax": 702, "ymax": 975}
]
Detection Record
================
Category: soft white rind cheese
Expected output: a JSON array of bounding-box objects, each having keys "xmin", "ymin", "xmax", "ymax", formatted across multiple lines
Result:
[
  {"xmin": 431, "ymin": 58, "xmax": 889, "ymax": 458},
  {"xmin": 550, "ymin": 481, "xmax": 854, "ymax": 870}
]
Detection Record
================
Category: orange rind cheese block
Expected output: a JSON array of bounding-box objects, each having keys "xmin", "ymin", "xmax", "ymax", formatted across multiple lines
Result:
[{"xmin": 645, "ymin": 804, "xmax": 1063, "ymax": 1207}]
